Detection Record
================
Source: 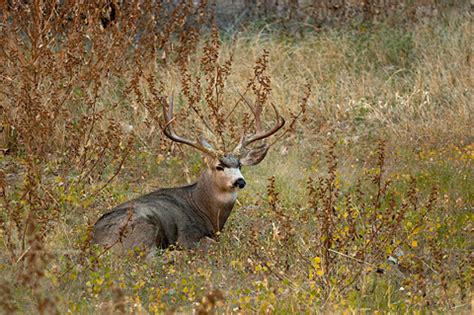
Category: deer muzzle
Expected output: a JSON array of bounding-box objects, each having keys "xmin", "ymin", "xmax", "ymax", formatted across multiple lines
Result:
[{"xmin": 233, "ymin": 178, "xmax": 246, "ymax": 189}]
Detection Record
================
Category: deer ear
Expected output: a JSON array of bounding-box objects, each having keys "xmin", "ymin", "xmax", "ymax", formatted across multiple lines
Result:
[
  {"xmin": 198, "ymin": 135, "xmax": 215, "ymax": 151},
  {"xmin": 240, "ymin": 144, "xmax": 269, "ymax": 166},
  {"xmin": 203, "ymin": 155, "xmax": 217, "ymax": 168},
  {"xmin": 199, "ymin": 136, "xmax": 216, "ymax": 166}
]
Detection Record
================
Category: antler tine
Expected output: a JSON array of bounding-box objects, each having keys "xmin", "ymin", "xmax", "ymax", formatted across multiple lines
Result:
[
  {"xmin": 233, "ymin": 130, "xmax": 245, "ymax": 155},
  {"xmin": 234, "ymin": 100, "xmax": 285, "ymax": 154},
  {"xmin": 244, "ymin": 103, "xmax": 285, "ymax": 146},
  {"xmin": 161, "ymin": 96, "xmax": 219, "ymax": 158}
]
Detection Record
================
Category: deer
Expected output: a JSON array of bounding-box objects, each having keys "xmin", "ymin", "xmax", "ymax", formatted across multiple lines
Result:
[{"xmin": 91, "ymin": 95, "xmax": 285, "ymax": 254}]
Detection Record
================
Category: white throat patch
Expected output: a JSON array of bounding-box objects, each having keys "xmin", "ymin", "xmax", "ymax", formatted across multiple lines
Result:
[{"xmin": 217, "ymin": 191, "xmax": 237, "ymax": 204}]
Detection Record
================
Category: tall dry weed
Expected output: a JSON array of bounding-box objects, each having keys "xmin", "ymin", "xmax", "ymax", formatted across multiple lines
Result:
[
  {"xmin": 0, "ymin": 1, "xmax": 212, "ymax": 311},
  {"xmin": 0, "ymin": 1, "xmax": 471, "ymax": 313}
]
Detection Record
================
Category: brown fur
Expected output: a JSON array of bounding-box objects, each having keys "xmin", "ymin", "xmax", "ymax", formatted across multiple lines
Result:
[{"xmin": 92, "ymin": 152, "xmax": 263, "ymax": 253}]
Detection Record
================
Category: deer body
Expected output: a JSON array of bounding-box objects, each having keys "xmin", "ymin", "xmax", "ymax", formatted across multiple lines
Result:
[
  {"xmin": 92, "ymin": 159, "xmax": 242, "ymax": 250},
  {"xmin": 92, "ymin": 96, "xmax": 285, "ymax": 253}
]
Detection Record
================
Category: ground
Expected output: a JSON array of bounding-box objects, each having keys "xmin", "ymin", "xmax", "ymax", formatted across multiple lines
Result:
[{"xmin": 0, "ymin": 3, "xmax": 472, "ymax": 314}]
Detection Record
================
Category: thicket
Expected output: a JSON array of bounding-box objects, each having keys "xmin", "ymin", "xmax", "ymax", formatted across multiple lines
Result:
[{"xmin": 0, "ymin": 1, "xmax": 472, "ymax": 313}]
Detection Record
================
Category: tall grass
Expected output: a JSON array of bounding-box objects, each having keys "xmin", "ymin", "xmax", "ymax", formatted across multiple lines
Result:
[{"xmin": 1, "ymin": 1, "xmax": 472, "ymax": 313}]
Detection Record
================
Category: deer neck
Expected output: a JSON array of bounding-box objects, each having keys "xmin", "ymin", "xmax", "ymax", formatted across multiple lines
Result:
[{"xmin": 190, "ymin": 170, "xmax": 237, "ymax": 233}]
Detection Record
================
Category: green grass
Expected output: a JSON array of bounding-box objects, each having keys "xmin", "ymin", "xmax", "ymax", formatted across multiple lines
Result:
[{"xmin": 1, "ymin": 8, "xmax": 472, "ymax": 314}]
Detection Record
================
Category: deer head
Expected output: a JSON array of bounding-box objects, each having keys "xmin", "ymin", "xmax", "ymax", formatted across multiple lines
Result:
[{"xmin": 160, "ymin": 95, "xmax": 285, "ymax": 193}]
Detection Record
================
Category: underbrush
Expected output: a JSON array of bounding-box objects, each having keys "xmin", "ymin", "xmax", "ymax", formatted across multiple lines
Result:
[
  {"xmin": 1, "ymin": 2, "xmax": 472, "ymax": 313},
  {"xmin": 3, "ymin": 140, "xmax": 471, "ymax": 313}
]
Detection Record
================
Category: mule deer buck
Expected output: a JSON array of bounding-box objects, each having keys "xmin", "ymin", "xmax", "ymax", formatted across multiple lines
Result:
[{"xmin": 92, "ymin": 96, "xmax": 285, "ymax": 253}]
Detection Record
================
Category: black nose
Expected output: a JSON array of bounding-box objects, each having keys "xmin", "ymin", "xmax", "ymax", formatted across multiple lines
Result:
[{"xmin": 234, "ymin": 178, "xmax": 246, "ymax": 189}]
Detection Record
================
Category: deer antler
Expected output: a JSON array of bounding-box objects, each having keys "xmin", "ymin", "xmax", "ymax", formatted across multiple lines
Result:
[
  {"xmin": 233, "ymin": 95, "xmax": 285, "ymax": 155},
  {"xmin": 161, "ymin": 96, "xmax": 220, "ymax": 158}
]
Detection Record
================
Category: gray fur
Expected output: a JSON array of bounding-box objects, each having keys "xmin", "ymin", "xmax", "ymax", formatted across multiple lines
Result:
[
  {"xmin": 219, "ymin": 154, "xmax": 240, "ymax": 168},
  {"xmin": 92, "ymin": 150, "xmax": 268, "ymax": 253},
  {"xmin": 92, "ymin": 168, "xmax": 235, "ymax": 252}
]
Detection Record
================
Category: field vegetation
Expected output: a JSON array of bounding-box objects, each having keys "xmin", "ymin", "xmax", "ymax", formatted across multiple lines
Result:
[{"xmin": 0, "ymin": 1, "xmax": 472, "ymax": 313}]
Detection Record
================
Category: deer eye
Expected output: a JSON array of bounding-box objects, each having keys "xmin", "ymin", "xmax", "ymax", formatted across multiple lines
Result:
[{"xmin": 216, "ymin": 166, "xmax": 224, "ymax": 171}]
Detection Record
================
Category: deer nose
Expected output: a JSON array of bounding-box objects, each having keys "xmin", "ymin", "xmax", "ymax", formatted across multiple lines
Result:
[{"xmin": 234, "ymin": 178, "xmax": 246, "ymax": 189}]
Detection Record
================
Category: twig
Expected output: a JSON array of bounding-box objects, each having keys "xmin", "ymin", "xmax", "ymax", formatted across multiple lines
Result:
[
  {"xmin": 89, "ymin": 148, "xmax": 130, "ymax": 199},
  {"xmin": 327, "ymin": 248, "xmax": 379, "ymax": 269}
]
